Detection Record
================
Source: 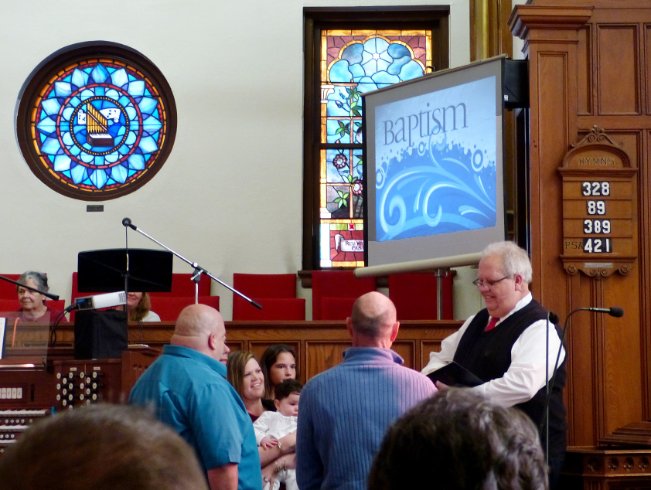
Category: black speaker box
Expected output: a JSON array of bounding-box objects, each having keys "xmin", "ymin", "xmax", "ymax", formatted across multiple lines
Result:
[
  {"xmin": 74, "ymin": 310, "xmax": 127, "ymax": 359},
  {"xmin": 503, "ymin": 59, "xmax": 529, "ymax": 109}
]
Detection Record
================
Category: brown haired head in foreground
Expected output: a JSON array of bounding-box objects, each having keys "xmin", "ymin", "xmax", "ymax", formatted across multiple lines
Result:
[
  {"xmin": 369, "ymin": 389, "xmax": 548, "ymax": 490},
  {"xmin": 0, "ymin": 403, "xmax": 208, "ymax": 490}
]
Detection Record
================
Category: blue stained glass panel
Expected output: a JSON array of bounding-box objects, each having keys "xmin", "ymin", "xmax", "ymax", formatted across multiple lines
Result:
[
  {"xmin": 17, "ymin": 45, "xmax": 175, "ymax": 200},
  {"xmin": 319, "ymin": 30, "xmax": 430, "ymax": 267}
]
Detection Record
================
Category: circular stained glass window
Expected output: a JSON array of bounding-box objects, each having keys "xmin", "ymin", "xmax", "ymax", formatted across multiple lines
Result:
[{"xmin": 16, "ymin": 41, "xmax": 176, "ymax": 200}]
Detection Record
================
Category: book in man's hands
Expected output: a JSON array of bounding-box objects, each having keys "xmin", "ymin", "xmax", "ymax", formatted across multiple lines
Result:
[{"xmin": 427, "ymin": 361, "xmax": 483, "ymax": 387}]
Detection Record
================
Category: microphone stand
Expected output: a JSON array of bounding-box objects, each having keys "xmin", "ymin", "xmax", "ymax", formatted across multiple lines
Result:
[
  {"xmin": 542, "ymin": 306, "xmax": 623, "ymax": 466},
  {"xmin": 122, "ymin": 221, "xmax": 262, "ymax": 309}
]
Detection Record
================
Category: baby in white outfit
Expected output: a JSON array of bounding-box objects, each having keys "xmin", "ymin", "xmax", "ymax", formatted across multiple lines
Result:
[{"xmin": 253, "ymin": 379, "xmax": 302, "ymax": 490}]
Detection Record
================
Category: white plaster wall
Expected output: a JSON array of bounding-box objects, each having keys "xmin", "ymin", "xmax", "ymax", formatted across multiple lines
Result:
[{"xmin": 0, "ymin": 0, "xmax": 480, "ymax": 320}]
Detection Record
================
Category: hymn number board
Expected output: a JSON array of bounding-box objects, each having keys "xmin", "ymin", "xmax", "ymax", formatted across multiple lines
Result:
[{"xmin": 559, "ymin": 128, "xmax": 636, "ymax": 278}]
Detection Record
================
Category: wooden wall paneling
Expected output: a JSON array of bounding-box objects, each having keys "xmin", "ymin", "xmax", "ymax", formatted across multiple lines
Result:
[
  {"xmin": 577, "ymin": 25, "xmax": 592, "ymax": 116},
  {"xmin": 52, "ymin": 320, "xmax": 461, "ymax": 380},
  {"xmin": 647, "ymin": 26, "xmax": 651, "ymax": 115},
  {"xmin": 596, "ymin": 25, "xmax": 640, "ymax": 115},
  {"xmin": 512, "ymin": 2, "xmax": 651, "ymax": 459},
  {"xmin": 646, "ymin": 131, "xmax": 651, "ymax": 422},
  {"xmin": 304, "ymin": 341, "xmax": 349, "ymax": 380},
  {"xmin": 533, "ymin": 49, "xmax": 574, "ymax": 310},
  {"xmin": 565, "ymin": 271, "xmax": 599, "ymax": 446},
  {"xmin": 391, "ymin": 340, "xmax": 416, "ymax": 369}
]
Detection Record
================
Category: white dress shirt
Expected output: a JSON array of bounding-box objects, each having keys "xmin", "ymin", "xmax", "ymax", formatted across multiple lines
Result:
[{"xmin": 421, "ymin": 293, "xmax": 565, "ymax": 407}]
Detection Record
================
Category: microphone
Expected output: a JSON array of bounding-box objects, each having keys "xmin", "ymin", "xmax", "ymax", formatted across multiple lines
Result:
[
  {"xmin": 65, "ymin": 291, "xmax": 127, "ymax": 313},
  {"xmin": 580, "ymin": 306, "xmax": 624, "ymax": 317},
  {"xmin": 122, "ymin": 217, "xmax": 137, "ymax": 230},
  {"xmin": 541, "ymin": 304, "xmax": 624, "ymax": 463}
]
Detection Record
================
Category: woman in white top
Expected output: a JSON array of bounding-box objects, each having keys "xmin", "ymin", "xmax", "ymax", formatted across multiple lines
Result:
[{"xmin": 126, "ymin": 292, "xmax": 160, "ymax": 322}]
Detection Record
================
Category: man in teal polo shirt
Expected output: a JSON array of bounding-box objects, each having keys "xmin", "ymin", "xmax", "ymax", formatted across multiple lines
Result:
[{"xmin": 130, "ymin": 304, "xmax": 262, "ymax": 490}]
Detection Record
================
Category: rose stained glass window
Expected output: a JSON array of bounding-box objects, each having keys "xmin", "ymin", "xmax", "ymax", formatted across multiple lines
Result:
[{"xmin": 16, "ymin": 42, "xmax": 176, "ymax": 200}]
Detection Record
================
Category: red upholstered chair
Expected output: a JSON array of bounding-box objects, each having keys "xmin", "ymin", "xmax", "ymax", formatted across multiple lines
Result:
[
  {"xmin": 234, "ymin": 297, "xmax": 305, "ymax": 321},
  {"xmin": 232, "ymin": 273, "xmax": 305, "ymax": 321},
  {"xmin": 147, "ymin": 273, "xmax": 211, "ymax": 298},
  {"xmin": 388, "ymin": 270, "xmax": 454, "ymax": 320},
  {"xmin": 0, "ymin": 274, "xmax": 21, "ymax": 299},
  {"xmin": 0, "ymin": 298, "xmax": 19, "ymax": 313},
  {"xmin": 311, "ymin": 270, "xmax": 376, "ymax": 320},
  {"xmin": 149, "ymin": 295, "xmax": 220, "ymax": 322}
]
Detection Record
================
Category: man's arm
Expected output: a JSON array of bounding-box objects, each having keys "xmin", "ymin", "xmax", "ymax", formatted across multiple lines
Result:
[
  {"xmin": 207, "ymin": 463, "xmax": 238, "ymax": 490},
  {"xmin": 421, "ymin": 316, "xmax": 473, "ymax": 375}
]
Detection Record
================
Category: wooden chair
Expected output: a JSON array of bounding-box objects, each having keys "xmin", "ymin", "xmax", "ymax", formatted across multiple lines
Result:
[{"xmin": 311, "ymin": 270, "xmax": 376, "ymax": 320}]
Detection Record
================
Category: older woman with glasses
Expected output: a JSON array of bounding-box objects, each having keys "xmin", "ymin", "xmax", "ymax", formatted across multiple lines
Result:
[{"xmin": 421, "ymin": 241, "xmax": 566, "ymax": 490}]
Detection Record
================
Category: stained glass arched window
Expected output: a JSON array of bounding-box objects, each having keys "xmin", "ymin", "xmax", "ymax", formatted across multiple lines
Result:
[
  {"xmin": 320, "ymin": 31, "xmax": 430, "ymax": 268},
  {"xmin": 303, "ymin": 9, "xmax": 449, "ymax": 271},
  {"xmin": 16, "ymin": 41, "xmax": 176, "ymax": 200}
]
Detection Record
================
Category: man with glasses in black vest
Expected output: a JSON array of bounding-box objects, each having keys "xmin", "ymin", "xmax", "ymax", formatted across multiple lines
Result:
[{"xmin": 422, "ymin": 241, "xmax": 566, "ymax": 489}]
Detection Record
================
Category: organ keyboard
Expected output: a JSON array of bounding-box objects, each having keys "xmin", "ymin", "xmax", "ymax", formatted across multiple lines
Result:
[
  {"xmin": 0, "ymin": 347, "xmax": 160, "ymax": 454},
  {"xmin": 0, "ymin": 409, "xmax": 49, "ymax": 451}
]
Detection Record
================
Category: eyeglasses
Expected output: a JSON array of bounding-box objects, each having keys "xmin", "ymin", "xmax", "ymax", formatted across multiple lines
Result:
[{"xmin": 472, "ymin": 276, "xmax": 511, "ymax": 288}]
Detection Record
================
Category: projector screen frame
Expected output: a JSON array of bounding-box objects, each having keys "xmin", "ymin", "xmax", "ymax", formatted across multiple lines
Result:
[{"xmin": 361, "ymin": 55, "xmax": 510, "ymax": 275}]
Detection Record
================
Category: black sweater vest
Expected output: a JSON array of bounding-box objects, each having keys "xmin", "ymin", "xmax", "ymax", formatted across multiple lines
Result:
[{"xmin": 453, "ymin": 299, "xmax": 567, "ymax": 459}]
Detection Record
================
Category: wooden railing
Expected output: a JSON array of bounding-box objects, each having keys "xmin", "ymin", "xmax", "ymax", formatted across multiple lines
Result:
[{"xmin": 45, "ymin": 319, "xmax": 461, "ymax": 381}]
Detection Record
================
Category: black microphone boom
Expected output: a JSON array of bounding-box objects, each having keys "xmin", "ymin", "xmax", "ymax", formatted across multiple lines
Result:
[
  {"xmin": 582, "ymin": 306, "xmax": 624, "ymax": 317},
  {"xmin": 121, "ymin": 217, "xmax": 137, "ymax": 230}
]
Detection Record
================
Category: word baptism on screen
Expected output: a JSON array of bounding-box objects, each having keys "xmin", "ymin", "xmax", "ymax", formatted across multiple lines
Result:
[{"xmin": 382, "ymin": 102, "xmax": 468, "ymax": 147}]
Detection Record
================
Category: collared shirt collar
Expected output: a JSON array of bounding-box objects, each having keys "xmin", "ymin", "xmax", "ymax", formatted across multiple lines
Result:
[{"xmin": 496, "ymin": 292, "xmax": 532, "ymax": 325}]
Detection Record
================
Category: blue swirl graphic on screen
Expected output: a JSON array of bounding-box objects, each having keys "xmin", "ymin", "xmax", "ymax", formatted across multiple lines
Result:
[
  {"xmin": 376, "ymin": 139, "xmax": 496, "ymax": 241},
  {"xmin": 373, "ymin": 75, "xmax": 497, "ymax": 242}
]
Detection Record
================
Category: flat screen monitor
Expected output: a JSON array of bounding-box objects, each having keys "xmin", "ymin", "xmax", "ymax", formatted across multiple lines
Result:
[
  {"xmin": 363, "ymin": 56, "xmax": 507, "ymax": 271},
  {"xmin": 77, "ymin": 248, "xmax": 173, "ymax": 292}
]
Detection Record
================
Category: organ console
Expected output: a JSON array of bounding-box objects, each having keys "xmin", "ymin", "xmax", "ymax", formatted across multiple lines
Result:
[{"xmin": 0, "ymin": 346, "xmax": 160, "ymax": 454}]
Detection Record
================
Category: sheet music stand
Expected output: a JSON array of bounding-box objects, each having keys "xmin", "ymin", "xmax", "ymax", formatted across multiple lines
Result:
[
  {"xmin": 77, "ymin": 248, "xmax": 173, "ymax": 293},
  {"xmin": 75, "ymin": 249, "xmax": 173, "ymax": 359}
]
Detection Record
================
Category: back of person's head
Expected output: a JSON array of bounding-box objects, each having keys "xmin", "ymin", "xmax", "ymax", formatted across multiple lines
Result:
[
  {"xmin": 0, "ymin": 403, "xmax": 208, "ymax": 490},
  {"xmin": 175, "ymin": 303, "xmax": 219, "ymax": 336},
  {"xmin": 349, "ymin": 291, "xmax": 397, "ymax": 341},
  {"xmin": 227, "ymin": 350, "xmax": 257, "ymax": 398},
  {"xmin": 17, "ymin": 271, "xmax": 49, "ymax": 292},
  {"xmin": 369, "ymin": 389, "xmax": 548, "ymax": 490},
  {"xmin": 481, "ymin": 241, "xmax": 533, "ymax": 284},
  {"xmin": 274, "ymin": 378, "xmax": 303, "ymax": 401}
]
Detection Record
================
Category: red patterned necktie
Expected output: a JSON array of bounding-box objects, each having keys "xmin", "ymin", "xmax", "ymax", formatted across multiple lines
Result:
[{"xmin": 484, "ymin": 316, "xmax": 500, "ymax": 332}]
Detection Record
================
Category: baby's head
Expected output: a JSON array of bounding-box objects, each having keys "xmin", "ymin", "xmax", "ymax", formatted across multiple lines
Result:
[{"xmin": 274, "ymin": 378, "xmax": 302, "ymax": 417}]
